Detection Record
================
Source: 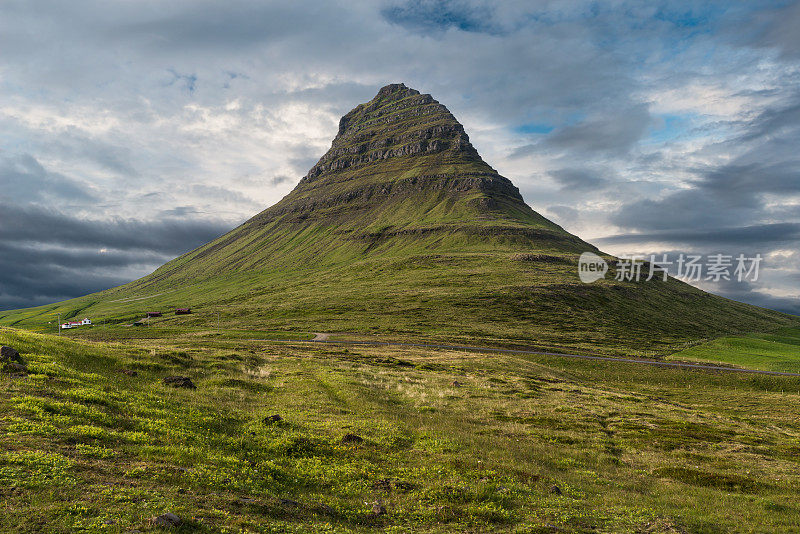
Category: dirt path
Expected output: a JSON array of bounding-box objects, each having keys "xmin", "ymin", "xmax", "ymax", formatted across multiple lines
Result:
[{"xmin": 301, "ymin": 338, "xmax": 800, "ymax": 377}]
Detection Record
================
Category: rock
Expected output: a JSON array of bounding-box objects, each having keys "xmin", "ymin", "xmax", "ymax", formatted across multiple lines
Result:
[
  {"xmin": 451, "ymin": 380, "xmax": 462, "ymax": 387},
  {"xmin": 263, "ymin": 414, "xmax": 283, "ymax": 424},
  {"xmin": 371, "ymin": 478, "xmax": 392, "ymax": 492},
  {"xmin": 341, "ymin": 433, "xmax": 364, "ymax": 444},
  {"xmin": 0, "ymin": 346, "xmax": 22, "ymax": 363},
  {"xmin": 370, "ymin": 500, "xmax": 387, "ymax": 516},
  {"xmin": 162, "ymin": 376, "xmax": 196, "ymax": 389},
  {"xmin": 549, "ymin": 484, "xmax": 562, "ymax": 495},
  {"xmin": 149, "ymin": 512, "xmax": 182, "ymax": 528},
  {"xmin": 2, "ymin": 362, "xmax": 28, "ymax": 375},
  {"xmin": 313, "ymin": 502, "xmax": 336, "ymax": 515},
  {"xmin": 119, "ymin": 369, "xmax": 138, "ymax": 377}
]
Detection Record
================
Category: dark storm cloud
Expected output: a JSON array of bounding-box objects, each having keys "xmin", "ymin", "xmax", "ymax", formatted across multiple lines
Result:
[
  {"xmin": 0, "ymin": 154, "xmax": 96, "ymax": 204},
  {"xmin": 0, "ymin": 204, "xmax": 235, "ymax": 311},
  {"xmin": 700, "ymin": 278, "xmax": 800, "ymax": 317},
  {"xmin": 610, "ymin": 189, "xmax": 755, "ymax": 231},
  {"xmin": 0, "ymin": 203, "xmax": 233, "ymax": 254},
  {"xmin": 597, "ymin": 223, "xmax": 800, "ymax": 248},
  {"xmin": 0, "ymin": 241, "xmax": 170, "ymax": 311},
  {"xmin": 611, "ymin": 93, "xmax": 800, "ymax": 234}
]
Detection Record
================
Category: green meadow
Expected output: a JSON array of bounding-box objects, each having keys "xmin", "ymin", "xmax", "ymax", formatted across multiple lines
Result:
[
  {"xmin": 668, "ymin": 327, "xmax": 800, "ymax": 373},
  {"xmin": 4, "ymin": 325, "xmax": 800, "ymax": 533}
]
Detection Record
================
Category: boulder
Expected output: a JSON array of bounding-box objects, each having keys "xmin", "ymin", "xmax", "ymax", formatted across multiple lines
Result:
[
  {"xmin": 263, "ymin": 414, "xmax": 283, "ymax": 424},
  {"xmin": 162, "ymin": 376, "xmax": 196, "ymax": 389},
  {"xmin": 370, "ymin": 500, "xmax": 387, "ymax": 516},
  {"xmin": 2, "ymin": 362, "xmax": 28, "ymax": 375},
  {"xmin": 371, "ymin": 478, "xmax": 392, "ymax": 492},
  {"xmin": 0, "ymin": 346, "xmax": 22, "ymax": 363},
  {"xmin": 149, "ymin": 512, "xmax": 182, "ymax": 528}
]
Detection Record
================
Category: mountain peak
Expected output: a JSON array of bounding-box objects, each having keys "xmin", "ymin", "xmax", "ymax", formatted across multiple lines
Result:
[
  {"xmin": 376, "ymin": 82, "xmax": 419, "ymax": 98},
  {"xmin": 305, "ymin": 83, "xmax": 484, "ymax": 182},
  {"xmin": 18, "ymin": 83, "xmax": 793, "ymax": 358}
]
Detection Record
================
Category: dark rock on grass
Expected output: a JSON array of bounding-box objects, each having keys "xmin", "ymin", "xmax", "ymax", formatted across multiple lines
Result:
[
  {"xmin": 341, "ymin": 433, "xmax": 364, "ymax": 444},
  {"xmin": 372, "ymin": 478, "xmax": 392, "ymax": 492},
  {"xmin": 263, "ymin": 414, "xmax": 283, "ymax": 424},
  {"xmin": 119, "ymin": 369, "xmax": 138, "ymax": 377},
  {"xmin": 393, "ymin": 480, "xmax": 416, "ymax": 492},
  {"xmin": 2, "ymin": 361, "xmax": 28, "ymax": 375},
  {"xmin": 549, "ymin": 484, "xmax": 562, "ymax": 495},
  {"xmin": 312, "ymin": 502, "xmax": 336, "ymax": 516},
  {"xmin": 162, "ymin": 376, "xmax": 196, "ymax": 389},
  {"xmin": 1, "ymin": 346, "xmax": 23, "ymax": 363},
  {"xmin": 370, "ymin": 500, "xmax": 387, "ymax": 516},
  {"xmin": 451, "ymin": 380, "xmax": 462, "ymax": 387},
  {"xmin": 149, "ymin": 512, "xmax": 182, "ymax": 528}
]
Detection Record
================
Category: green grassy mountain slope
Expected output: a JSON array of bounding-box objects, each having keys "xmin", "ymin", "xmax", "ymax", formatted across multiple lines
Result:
[{"xmin": 1, "ymin": 83, "xmax": 797, "ymax": 353}]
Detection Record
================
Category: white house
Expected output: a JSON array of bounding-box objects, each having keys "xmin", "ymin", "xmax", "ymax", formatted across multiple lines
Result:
[{"xmin": 60, "ymin": 318, "xmax": 91, "ymax": 329}]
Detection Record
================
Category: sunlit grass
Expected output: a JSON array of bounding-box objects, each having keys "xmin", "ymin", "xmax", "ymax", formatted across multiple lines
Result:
[
  {"xmin": 3, "ymin": 326, "xmax": 800, "ymax": 532},
  {"xmin": 668, "ymin": 327, "xmax": 800, "ymax": 372}
]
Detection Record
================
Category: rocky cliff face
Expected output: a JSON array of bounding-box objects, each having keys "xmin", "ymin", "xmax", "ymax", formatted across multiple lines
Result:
[
  {"xmin": 258, "ymin": 83, "xmax": 542, "ymax": 229},
  {"xmin": 303, "ymin": 83, "xmax": 483, "ymax": 182}
]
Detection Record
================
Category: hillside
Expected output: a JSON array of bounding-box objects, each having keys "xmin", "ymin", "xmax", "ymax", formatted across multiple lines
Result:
[{"xmin": 1, "ymin": 83, "xmax": 796, "ymax": 354}]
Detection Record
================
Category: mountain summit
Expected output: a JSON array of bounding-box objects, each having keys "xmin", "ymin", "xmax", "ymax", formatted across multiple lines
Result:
[
  {"xmin": 304, "ymin": 82, "xmax": 485, "ymax": 181},
  {"xmin": 3, "ymin": 84, "xmax": 795, "ymax": 352},
  {"xmin": 248, "ymin": 83, "xmax": 568, "ymax": 242}
]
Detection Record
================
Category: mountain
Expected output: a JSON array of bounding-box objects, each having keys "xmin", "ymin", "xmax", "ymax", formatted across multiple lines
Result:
[{"xmin": 1, "ymin": 84, "xmax": 795, "ymax": 353}]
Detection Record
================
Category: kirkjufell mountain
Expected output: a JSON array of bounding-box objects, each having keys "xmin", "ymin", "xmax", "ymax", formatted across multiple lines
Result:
[{"xmin": 2, "ymin": 84, "xmax": 794, "ymax": 352}]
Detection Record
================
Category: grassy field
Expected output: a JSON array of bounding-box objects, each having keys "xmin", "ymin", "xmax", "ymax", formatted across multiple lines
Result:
[
  {"xmin": 4, "ymin": 325, "xmax": 800, "ymax": 533},
  {"xmin": 668, "ymin": 327, "xmax": 800, "ymax": 373}
]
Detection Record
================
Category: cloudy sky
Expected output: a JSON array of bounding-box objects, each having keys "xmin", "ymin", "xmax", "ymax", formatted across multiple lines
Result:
[{"xmin": 1, "ymin": 0, "xmax": 798, "ymax": 314}]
